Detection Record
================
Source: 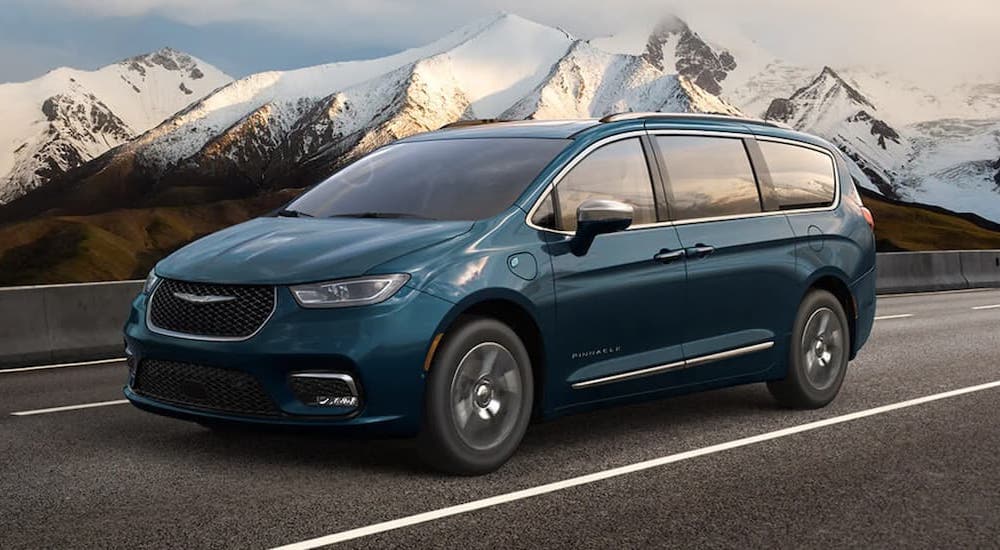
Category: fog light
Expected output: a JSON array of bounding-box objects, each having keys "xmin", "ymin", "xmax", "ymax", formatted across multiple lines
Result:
[
  {"xmin": 317, "ymin": 395, "xmax": 359, "ymax": 407},
  {"xmin": 289, "ymin": 373, "xmax": 360, "ymax": 409}
]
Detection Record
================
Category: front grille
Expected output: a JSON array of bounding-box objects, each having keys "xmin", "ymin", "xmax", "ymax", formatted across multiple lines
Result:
[
  {"xmin": 149, "ymin": 279, "xmax": 274, "ymax": 339},
  {"xmin": 133, "ymin": 359, "xmax": 279, "ymax": 417}
]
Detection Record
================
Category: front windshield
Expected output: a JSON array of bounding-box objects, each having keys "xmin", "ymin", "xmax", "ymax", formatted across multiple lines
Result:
[{"xmin": 286, "ymin": 138, "xmax": 570, "ymax": 221}]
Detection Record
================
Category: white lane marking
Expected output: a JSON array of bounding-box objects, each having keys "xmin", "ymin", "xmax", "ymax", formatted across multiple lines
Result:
[
  {"xmin": 971, "ymin": 304, "xmax": 1000, "ymax": 311},
  {"xmin": 0, "ymin": 357, "xmax": 125, "ymax": 374},
  {"xmin": 269, "ymin": 379, "xmax": 1000, "ymax": 550},
  {"xmin": 873, "ymin": 314, "xmax": 914, "ymax": 321},
  {"xmin": 878, "ymin": 288, "xmax": 995, "ymax": 299},
  {"xmin": 10, "ymin": 399, "xmax": 129, "ymax": 416},
  {"xmin": 0, "ymin": 279, "xmax": 143, "ymax": 291}
]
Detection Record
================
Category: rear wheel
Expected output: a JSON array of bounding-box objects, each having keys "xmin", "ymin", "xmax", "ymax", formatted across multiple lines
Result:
[
  {"xmin": 768, "ymin": 289, "xmax": 850, "ymax": 409},
  {"xmin": 418, "ymin": 317, "xmax": 534, "ymax": 475}
]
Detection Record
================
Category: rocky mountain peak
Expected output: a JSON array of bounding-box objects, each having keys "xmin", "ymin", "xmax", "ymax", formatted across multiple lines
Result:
[
  {"xmin": 764, "ymin": 65, "xmax": 878, "ymax": 126},
  {"xmin": 813, "ymin": 66, "xmax": 874, "ymax": 108},
  {"xmin": 643, "ymin": 15, "xmax": 736, "ymax": 95},
  {"xmin": 120, "ymin": 47, "xmax": 205, "ymax": 80}
]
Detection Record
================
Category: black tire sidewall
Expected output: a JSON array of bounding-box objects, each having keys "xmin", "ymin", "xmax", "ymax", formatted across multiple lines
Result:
[
  {"xmin": 420, "ymin": 317, "xmax": 534, "ymax": 475},
  {"xmin": 784, "ymin": 289, "xmax": 851, "ymax": 407}
]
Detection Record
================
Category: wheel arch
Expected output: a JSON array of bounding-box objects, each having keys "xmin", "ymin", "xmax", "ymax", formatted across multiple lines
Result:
[
  {"xmin": 431, "ymin": 290, "xmax": 548, "ymax": 417},
  {"xmin": 804, "ymin": 272, "xmax": 858, "ymax": 359}
]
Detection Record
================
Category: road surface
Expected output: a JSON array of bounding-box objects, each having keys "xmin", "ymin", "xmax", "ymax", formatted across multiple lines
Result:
[{"xmin": 2, "ymin": 288, "xmax": 999, "ymax": 549}]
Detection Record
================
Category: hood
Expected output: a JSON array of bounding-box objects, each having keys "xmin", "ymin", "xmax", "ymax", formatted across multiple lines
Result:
[{"xmin": 156, "ymin": 216, "xmax": 473, "ymax": 284}]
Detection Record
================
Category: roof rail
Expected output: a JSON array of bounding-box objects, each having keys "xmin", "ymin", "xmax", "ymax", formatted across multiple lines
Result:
[
  {"xmin": 439, "ymin": 119, "xmax": 513, "ymax": 130},
  {"xmin": 599, "ymin": 111, "xmax": 787, "ymax": 129}
]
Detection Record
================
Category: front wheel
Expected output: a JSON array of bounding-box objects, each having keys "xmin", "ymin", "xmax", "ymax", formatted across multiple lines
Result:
[
  {"xmin": 768, "ymin": 289, "xmax": 851, "ymax": 409},
  {"xmin": 418, "ymin": 317, "xmax": 534, "ymax": 475}
]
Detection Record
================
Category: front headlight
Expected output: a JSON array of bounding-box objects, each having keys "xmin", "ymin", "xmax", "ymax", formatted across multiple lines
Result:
[
  {"xmin": 290, "ymin": 274, "xmax": 410, "ymax": 308},
  {"xmin": 143, "ymin": 269, "xmax": 160, "ymax": 294}
]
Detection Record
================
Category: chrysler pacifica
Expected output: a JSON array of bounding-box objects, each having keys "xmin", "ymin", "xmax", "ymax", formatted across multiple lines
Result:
[{"xmin": 123, "ymin": 113, "xmax": 877, "ymax": 474}]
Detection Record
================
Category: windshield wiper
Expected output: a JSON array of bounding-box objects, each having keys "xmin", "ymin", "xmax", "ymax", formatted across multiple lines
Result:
[
  {"xmin": 330, "ymin": 212, "xmax": 435, "ymax": 220},
  {"xmin": 276, "ymin": 209, "xmax": 313, "ymax": 218}
]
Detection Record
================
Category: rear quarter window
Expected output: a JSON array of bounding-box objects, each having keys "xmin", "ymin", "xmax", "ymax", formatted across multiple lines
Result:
[{"xmin": 758, "ymin": 141, "xmax": 837, "ymax": 210}]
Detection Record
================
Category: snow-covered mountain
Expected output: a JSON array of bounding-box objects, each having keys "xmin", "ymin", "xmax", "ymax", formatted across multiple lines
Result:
[
  {"xmin": 1, "ymin": 13, "xmax": 745, "ymax": 215},
  {"xmin": 2, "ymin": 12, "xmax": 999, "ymax": 223},
  {"xmin": 762, "ymin": 66, "xmax": 909, "ymax": 195},
  {"xmin": 896, "ymin": 118, "xmax": 1000, "ymax": 216},
  {"xmin": 186, "ymin": 14, "xmax": 575, "ymax": 188},
  {"xmin": 589, "ymin": 16, "xmax": 1000, "ymax": 221},
  {"xmin": 502, "ymin": 37, "xmax": 740, "ymax": 120},
  {"xmin": 0, "ymin": 48, "xmax": 230, "ymax": 203},
  {"xmin": 761, "ymin": 65, "xmax": 1000, "ymax": 216},
  {"xmin": 590, "ymin": 16, "xmax": 812, "ymax": 120}
]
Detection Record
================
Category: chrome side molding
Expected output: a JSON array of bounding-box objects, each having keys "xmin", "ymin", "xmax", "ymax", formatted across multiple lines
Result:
[
  {"xmin": 571, "ymin": 360, "xmax": 687, "ymax": 390},
  {"xmin": 684, "ymin": 341, "xmax": 774, "ymax": 367},
  {"xmin": 571, "ymin": 341, "xmax": 774, "ymax": 390}
]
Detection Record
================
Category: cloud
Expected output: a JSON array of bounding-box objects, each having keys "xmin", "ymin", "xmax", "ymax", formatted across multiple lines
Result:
[{"xmin": 9, "ymin": 0, "xmax": 1000, "ymax": 84}]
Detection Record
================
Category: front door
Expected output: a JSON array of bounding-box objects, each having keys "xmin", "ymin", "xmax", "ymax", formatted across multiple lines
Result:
[{"xmin": 530, "ymin": 136, "xmax": 690, "ymax": 406}]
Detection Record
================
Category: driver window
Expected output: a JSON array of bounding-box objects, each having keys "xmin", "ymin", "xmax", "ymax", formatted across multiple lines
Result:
[{"xmin": 534, "ymin": 138, "xmax": 658, "ymax": 231}]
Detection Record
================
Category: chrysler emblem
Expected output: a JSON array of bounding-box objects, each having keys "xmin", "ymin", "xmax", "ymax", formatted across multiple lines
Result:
[{"xmin": 173, "ymin": 292, "xmax": 236, "ymax": 304}]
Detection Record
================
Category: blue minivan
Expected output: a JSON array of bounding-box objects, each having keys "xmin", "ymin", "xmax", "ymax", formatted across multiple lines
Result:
[{"xmin": 123, "ymin": 113, "xmax": 877, "ymax": 474}]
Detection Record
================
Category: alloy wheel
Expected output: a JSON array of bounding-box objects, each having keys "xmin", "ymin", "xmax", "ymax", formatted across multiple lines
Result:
[
  {"xmin": 449, "ymin": 342, "xmax": 524, "ymax": 451},
  {"xmin": 801, "ymin": 306, "xmax": 845, "ymax": 391}
]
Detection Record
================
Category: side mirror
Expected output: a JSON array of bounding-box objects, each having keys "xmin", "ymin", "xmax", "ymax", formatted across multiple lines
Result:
[{"xmin": 571, "ymin": 199, "xmax": 633, "ymax": 255}]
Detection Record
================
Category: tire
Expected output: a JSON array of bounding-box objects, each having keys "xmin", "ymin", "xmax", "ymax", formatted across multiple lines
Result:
[
  {"xmin": 768, "ymin": 289, "xmax": 851, "ymax": 409},
  {"xmin": 418, "ymin": 316, "xmax": 534, "ymax": 475}
]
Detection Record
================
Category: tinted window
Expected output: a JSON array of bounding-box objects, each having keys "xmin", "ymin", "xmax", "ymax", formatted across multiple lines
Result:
[
  {"xmin": 540, "ymin": 138, "xmax": 657, "ymax": 231},
  {"xmin": 531, "ymin": 195, "xmax": 556, "ymax": 229},
  {"xmin": 759, "ymin": 141, "xmax": 836, "ymax": 209},
  {"xmin": 654, "ymin": 136, "xmax": 761, "ymax": 220},
  {"xmin": 288, "ymin": 138, "xmax": 569, "ymax": 221}
]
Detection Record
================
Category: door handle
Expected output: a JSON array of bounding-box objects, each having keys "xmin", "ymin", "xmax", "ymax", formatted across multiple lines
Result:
[
  {"xmin": 653, "ymin": 249, "xmax": 686, "ymax": 264},
  {"xmin": 685, "ymin": 244, "xmax": 715, "ymax": 259}
]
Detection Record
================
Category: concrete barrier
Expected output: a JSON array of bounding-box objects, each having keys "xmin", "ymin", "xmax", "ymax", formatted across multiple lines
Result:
[
  {"xmin": 958, "ymin": 250, "xmax": 1000, "ymax": 290},
  {"xmin": 0, "ymin": 280, "xmax": 142, "ymax": 368},
  {"xmin": 875, "ymin": 251, "xmax": 969, "ymax": 294},
  {"xmin": 1, "ymin": 250, "xmax": 999, "ymax": 369}
]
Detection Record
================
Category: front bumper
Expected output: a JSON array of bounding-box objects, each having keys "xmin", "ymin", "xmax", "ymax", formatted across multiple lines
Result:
[{"xmin": 123, "ymin": 283, "xmax": 454, "ymax": 437}]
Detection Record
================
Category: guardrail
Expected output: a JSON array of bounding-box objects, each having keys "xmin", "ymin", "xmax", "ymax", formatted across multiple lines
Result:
[
  {"xmin": 1, "ymin": 250, "xmax": 998, "ymax": 369},
  {"xmin": 876, "ymin": 250, "xmax": 1000, "ymax": 294},
  {"xmin": 0, "ymin": 280, "xmax": 142, "ymax": 368}
]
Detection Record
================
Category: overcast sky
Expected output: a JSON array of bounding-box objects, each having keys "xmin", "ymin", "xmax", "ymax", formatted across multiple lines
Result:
[{"xmin": 2, "ymin": 0, "xmax": 998, "ymax": 85}]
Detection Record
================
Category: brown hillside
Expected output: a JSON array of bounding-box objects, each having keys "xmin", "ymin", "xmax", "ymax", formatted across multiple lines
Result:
[
  {"xmin": 0, "ymin": 190, "xmax": 299, "ymax": 286},
  {"xmin": 862, "ymin": 191, "xmax": 1000, "ymax": 251},
  {"xmin": 0, "ymin": 188, "xmax": 998, "ymax": 287}
]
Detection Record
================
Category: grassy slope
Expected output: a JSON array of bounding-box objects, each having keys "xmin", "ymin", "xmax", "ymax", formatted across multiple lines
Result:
[
  {"xmin": 0, "ymin": 190, "xmax": 299, "ymax": 286},
  {"xmin": 862, "ymin": 191, "xmax": 1000, "ymax": 251},
  {"xmin": 0, "ymin": 188, "xmax": 998, "ymax": 286}
]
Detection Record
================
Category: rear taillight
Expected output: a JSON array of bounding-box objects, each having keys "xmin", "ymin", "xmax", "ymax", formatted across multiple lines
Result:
[{"xmin": 860, "ymin": 206, "xmax": 875, "ymax": 230}]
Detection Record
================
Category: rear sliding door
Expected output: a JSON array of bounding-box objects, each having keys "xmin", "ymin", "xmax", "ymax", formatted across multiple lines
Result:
[{"xmin": 650, "ymin": 133, "xmax": 799, "ymax": 381}]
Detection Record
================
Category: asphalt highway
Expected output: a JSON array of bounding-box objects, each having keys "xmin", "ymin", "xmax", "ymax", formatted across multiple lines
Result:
[{"xmin": 2, "ymin": 288, "xmax": 999, "ymax": 549}]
